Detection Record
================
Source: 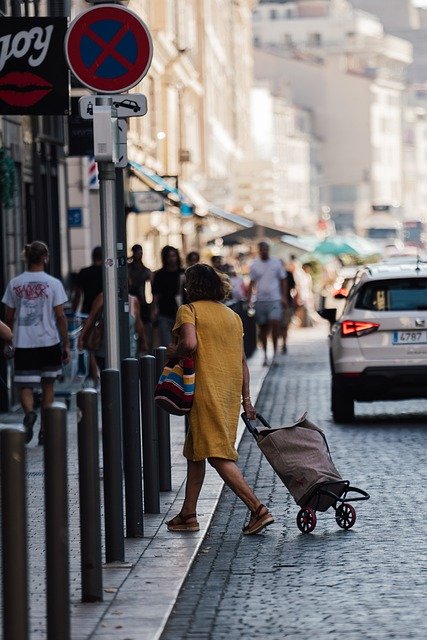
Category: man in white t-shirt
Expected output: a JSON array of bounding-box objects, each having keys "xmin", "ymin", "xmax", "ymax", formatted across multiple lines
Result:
[
  {"xmin": 2, "ymin": 241, "xmax": 70, "ymax": 445},
  {"xmin": 247, "ymin": 241, "xmax": 288, "ymax": 366}
]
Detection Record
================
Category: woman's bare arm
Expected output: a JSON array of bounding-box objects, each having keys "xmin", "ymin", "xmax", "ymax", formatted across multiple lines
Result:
[
  {"xmin": 0, "ymin": 319, "xmax": 12, "ymax": 342},
  {"xmin": 241, "ymin": 349, "xmax": 256, "ymax": 419},
  {"xmin": 167, "ymin": 323, "xmax": 197, "ymax": 359}
]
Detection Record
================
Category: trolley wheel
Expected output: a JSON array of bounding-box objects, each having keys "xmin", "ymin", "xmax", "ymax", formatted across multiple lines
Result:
[
  {"xmin": 335, "ymin": 503, "xmax": 356, "ymax": 530},
  {"xmin": 296, "ymin": 507, "xmax": 317, "ymax": 533}
]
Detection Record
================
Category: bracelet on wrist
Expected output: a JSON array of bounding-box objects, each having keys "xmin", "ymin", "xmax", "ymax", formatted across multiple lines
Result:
[{"xmin": 242, "ymin": 396, "xmax": 251, "ymax": 402}]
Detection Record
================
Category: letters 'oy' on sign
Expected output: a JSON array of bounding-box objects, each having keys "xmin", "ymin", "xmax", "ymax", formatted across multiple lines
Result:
[
  {"xmin": 64, "ymin": 4, "xmax": 153, "ymax": 93},
  {"xmin": 0, "ymin": 17, "xmax": 68, "ymax": 115}
]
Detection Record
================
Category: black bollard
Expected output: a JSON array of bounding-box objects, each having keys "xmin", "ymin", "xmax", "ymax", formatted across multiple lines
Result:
[
  {"xmin": 44, "ymin": 403, "xmax": 70, "ymax": 640},
  {"xmin": 139, "ymin": 355, "xmax": 160, "ymax": 513},
  {"xmin": 100, "ymin": 368, "xmax": 125, "ymax": 563},
  {"xmin": 1, "ymin": 428, "xmax": 28, "ymax": 640},
  {"xmin": 121, "ymin": 358, "xmax": 144, "ymax": 537},
  {"xmin": 77, "ymin": 390, "xmax": 103, "ymax": 602},
  {"xmin": 155, "ymin": 347, "xmax": 172, "ymax": 491}
]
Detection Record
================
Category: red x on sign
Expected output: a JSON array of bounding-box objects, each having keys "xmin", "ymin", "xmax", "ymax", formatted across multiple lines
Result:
[{"xmin": 65, "ymin": 5, "xmax": 153, "ymax": 93}]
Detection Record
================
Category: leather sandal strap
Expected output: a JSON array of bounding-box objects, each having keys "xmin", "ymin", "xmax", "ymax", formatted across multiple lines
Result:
[
  {"xmin": 251, "ymin": 504, "xmax": 265, "ymax": 518},
  {"xmin": 178, "ymin": 512, "xmax": 197, "ymax": 523}
]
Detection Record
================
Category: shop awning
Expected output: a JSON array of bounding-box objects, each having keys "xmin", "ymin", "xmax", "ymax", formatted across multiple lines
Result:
[
  {"xmin": 210, "ymin": 224, "xmax": 294, "ymax": 246},
  {"xmin": 129, "ymin": 161, "xmax": 254, "ymax": 228},
  {"xmin": 208, "ymin": 205, "xmax": 253, "ymax": 229},
  {"xmin": 129, "ymin": 160, "xmax": 183, "ymax": 203}
]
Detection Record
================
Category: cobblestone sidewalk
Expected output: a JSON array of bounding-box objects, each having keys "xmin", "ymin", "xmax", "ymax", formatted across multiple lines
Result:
[{"xmin": 162, "ymin": 325, "xmax": 427, "ymax": 640}]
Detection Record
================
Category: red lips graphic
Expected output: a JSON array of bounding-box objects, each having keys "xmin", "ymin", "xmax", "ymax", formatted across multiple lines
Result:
[{"xmin": 0, "ymin": 71, "xmax": 53, "ymax": 107}]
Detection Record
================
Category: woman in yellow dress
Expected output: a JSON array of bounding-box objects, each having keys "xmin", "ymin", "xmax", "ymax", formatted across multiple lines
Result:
[{"xmin": 166, "ymin": 263, "xmax": 274, "ymax": 536}]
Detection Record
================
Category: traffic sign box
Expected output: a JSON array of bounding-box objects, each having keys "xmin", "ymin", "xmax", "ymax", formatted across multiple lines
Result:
[
  {"xmin": 78, "ymin": 93, "xmax": 147, "ymax": 119},
  {"xmin": 65, "ymin": 5, "xmax": 153, "ymax": 93}
]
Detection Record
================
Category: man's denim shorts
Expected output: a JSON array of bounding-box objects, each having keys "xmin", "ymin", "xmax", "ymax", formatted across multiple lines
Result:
[{"xmin": 255, "ymin": 300, "xmax": 282, "ymax": 325}]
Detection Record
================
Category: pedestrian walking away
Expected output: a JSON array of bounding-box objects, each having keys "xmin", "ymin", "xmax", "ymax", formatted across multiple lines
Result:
[
  {"xmin": 72, "ymin": 245, "xmax": 103, "ymax": 315},
  {"xmin": 165, "ymin": 263, "xmax": 274, "ymax": 536},
  {"xmin": 151, "ymin": 245, "xmax": 185, "ymax": 347},
  {"xmin": 128, "ymin": 243, "xmax": 153, "ymax": 346},
  {"xmin": 2, "ymin": 241, "xmax": 70, "ymax": 445},
  {"xmin": 281, "ymin": 261, "xmax": 296, "ymax": 353},
  {"xmin": 72, "ymin": 245, "xmax": 103, "ymax": 385},
  {"xmin": 247, "ymin": 241, "xmax": 288, "ymax": 366}
]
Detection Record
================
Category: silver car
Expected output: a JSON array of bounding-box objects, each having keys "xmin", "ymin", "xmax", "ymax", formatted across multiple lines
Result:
[{"xmin": 329, "ymin": 262, "xmax": 427, "ymax": 422}]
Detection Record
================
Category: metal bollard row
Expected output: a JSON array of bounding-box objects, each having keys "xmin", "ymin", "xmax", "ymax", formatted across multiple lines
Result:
[
  {"xmin": 0, "ymin": 347, "xmax": 173, "ymax": 640},
  {"xmin": 44, "ymin": 403, "xmax": 70, "ymax": 640},
  {"xmin": 100, "ymin": 368, "xmax": 125, "ymax": 563},
  {"xmin": 1, "ymin": 428, "xmax": 29, "ymax": 640},
  {"xmin": 122, "ymin": 358, "xmax": 144, "ymax": 537},
  {"xmin": 77, "ymin": 390, "xmax": 103, "ymax": 602},
  {"xmin": 140, "ymin": 354, "xmax": 160, "ymax": 513}
]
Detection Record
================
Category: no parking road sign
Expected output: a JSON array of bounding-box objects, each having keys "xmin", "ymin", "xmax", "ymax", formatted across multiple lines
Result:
[{"xmin": 65, "ymin": 4, "xmax": 153, "ymax": 93}]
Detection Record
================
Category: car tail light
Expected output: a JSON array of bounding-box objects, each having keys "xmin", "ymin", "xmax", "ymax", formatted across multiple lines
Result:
[
  {"xmin": 341, "ymin": 320, "xmax": 380, "ymax": 337},
  {"xmin": 333, "ymin": 287, "xmax": 349, "ymax": 299}
]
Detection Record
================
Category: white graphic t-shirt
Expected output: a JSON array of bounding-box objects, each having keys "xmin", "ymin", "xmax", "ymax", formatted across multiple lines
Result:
[
  {"xmin": 2, "ymin": 271, "xmax": 68, "ymax": 348},
  {"xmin": 249, "ymin": 257, "xmax": 285, "ymax": 301}
]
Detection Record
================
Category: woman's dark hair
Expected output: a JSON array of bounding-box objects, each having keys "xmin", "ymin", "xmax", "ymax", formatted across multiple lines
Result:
[
  {"xmin": 23, "ymin": 241, "xmax": 49, "ymax": 266},
  {"xmin": 185, "ymin": 263, "xmax": 231, "ymax": 302},
  {"xmin": 161, "ymin": 245, "xmax": 182, "ymax": 269}
]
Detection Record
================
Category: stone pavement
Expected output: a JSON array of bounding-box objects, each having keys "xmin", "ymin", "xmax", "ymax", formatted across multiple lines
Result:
[
  {"xmin": 0, "ymin": 342, "xmax": 270, "ymax": 640},
  {"xmin": 162, "ymin": 325, "xmax": 427, "ymax": 640}
]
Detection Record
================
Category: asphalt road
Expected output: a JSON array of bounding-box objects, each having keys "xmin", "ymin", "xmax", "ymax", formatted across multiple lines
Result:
[{"xmin": 161, "ymin": 326, "xmax": 427, "ymax": 640}]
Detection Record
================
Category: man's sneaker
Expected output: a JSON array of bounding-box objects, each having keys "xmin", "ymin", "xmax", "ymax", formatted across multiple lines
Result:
[{"xmin": 23, "ymin": 411, "xmax": 37, "ymax": 444}]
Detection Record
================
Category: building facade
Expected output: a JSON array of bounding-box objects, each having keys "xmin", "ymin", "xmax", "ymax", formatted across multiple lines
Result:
[
  {"xmin": 233, "ymin": 83, "xmax": 316, "ymax": 232},
  {"xmin": 252, "ymin": 0, "xmax": 412, "ymax": 232},
  {"xmin": 67, "ymin": 0, "xmax": 257, "ymax": 271}
]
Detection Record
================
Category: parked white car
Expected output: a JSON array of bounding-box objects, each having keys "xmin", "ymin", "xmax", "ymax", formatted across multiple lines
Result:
[{"xmin": 329, "ymin": 262, "xmax": 427, "ymax": 422}]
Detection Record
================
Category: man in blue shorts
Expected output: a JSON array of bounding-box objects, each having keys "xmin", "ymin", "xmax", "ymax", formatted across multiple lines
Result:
[{"xmin": 247, "ymin": 241, "xmax": 288, "ymax": 366}]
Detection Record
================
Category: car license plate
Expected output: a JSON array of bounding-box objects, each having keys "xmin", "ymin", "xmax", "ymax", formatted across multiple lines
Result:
[{"xmin": 392, "ymin": 330, "xmax": 427, "ymax": 344}]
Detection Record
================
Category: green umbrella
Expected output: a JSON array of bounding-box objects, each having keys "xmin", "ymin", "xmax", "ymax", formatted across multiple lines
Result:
[{"xmin": 313, "ymin": 235, "xmax": 379, "ymax": 257}]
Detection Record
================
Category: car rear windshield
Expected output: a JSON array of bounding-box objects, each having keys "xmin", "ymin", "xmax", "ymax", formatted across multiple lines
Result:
[{"xmin": 355, "ymin": 278, "xmax": 427, "ymax": 311}]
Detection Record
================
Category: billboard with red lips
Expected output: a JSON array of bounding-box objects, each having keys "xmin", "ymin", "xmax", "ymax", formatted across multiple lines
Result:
[{"xmin": 0, "ymin": 18, "xmax": 69, "ymax": 115}]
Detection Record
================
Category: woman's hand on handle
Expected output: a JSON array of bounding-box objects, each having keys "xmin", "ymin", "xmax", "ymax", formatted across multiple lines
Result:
[{"xmin": 242, "ymin": 398, "xmax": 256, "ymax": 420}]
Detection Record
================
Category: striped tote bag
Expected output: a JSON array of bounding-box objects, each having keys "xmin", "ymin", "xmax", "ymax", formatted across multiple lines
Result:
[{"xmin": 154, "ymin": 357, "xmax": 195, "ymax": 416}]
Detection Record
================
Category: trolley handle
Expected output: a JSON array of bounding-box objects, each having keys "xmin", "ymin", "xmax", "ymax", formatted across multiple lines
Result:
[
  {"xmin": 318, "ymin": 486, "xmax": 370, "ymax": 504},
  {"xmin": 345, "ymin": 486, "xmax": 370, "ymax": 501},
  {"xmin": 241, "ymin": 412, "xmax": 272, "ymax": 437}
]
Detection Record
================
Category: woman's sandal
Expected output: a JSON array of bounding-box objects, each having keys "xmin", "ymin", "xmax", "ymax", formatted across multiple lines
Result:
[
  {"xmin": 166, "ymin": 512, "xmax": 200, "ymax": 532},
  {"xmin": 242, "ymin": 504, "xmax": 274, "ymax": 535}
]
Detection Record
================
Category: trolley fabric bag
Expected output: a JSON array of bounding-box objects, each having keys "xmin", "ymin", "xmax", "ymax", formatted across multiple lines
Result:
[
  {"xmin": 154, "ymin": 357, "xmax": 195, "ymax": 416},
  {"xmin": 251, "ymin": 413, "xmax": 347, "ymax": 511}
]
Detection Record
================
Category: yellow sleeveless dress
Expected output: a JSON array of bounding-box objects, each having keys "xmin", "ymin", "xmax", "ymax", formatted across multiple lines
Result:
[{"xmin": 173, "ymin": 301, "xmax": 243, "ymax": 461}]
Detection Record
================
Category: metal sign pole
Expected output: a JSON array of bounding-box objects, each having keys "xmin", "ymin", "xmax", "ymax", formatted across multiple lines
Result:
[
  {"xmin": 94, "ymin": 96, "xmax": 120, "ymax": 370},
  {"xmin": 99, "ymin": 162, "xmax": 119, "ymax": 370}
]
